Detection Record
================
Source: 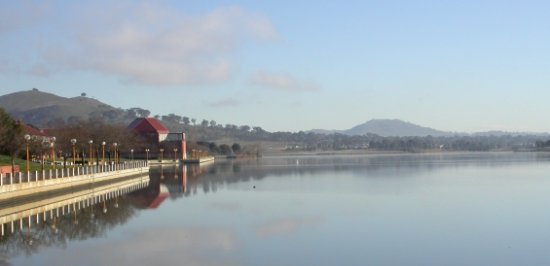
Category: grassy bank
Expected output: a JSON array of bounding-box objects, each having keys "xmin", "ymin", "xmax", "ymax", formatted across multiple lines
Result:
[{"xmin": 0, "ymin": 154, "xmax": 56, "ymax": 172}]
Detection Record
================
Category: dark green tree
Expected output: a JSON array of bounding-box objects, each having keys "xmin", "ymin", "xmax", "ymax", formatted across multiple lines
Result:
[
  {"xmin": 219, "ymin": 144, "xmax": 232, "ymax": 155},
  {"xmin": 209, "ymin": 120, "xmax": 217, "ymax": 128},
  {"xmin": 0, "ymin": 107, "xmax": 24, "ymax": 173},
  {"xmin": 231, "ymin": 143, "xmax": 241, "ymax": 154},
  {"xmin": 182, "ymin": 116, "xmax": 190, "ymax": 126}
]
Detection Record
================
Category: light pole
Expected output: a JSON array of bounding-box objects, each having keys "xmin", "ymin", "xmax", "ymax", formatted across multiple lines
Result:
[
  {"xmin": 50, "ymin": 137, "xmax": 56, "ymax": 170},
  {"xmin": 102, "ymin": 141, "xmax": 106, "ymax": 165},
  {"xmin": 145, "ymin": 148, "xmax": 150, "ymax": 163},
  {"xmin": 70, "ymin": 139, "xmax": 77, "ymax": 166},
  {"xmin": 159, "ymin": 148, "xmax": 164, "ymax": 162},
  {"xmin": 24, "ymin": 134, "xmax": 31, "ymax": 173},
  {"xmin": 130, "ymin": 149, "xmax": 134, "ymax": 162},
  {"xmin": 60, "ymin": 150, "xmax": 64, "ymax": 169},
  {"xmin": 173, "ymin": 148, "xmax": 177, "ymax": 161},
  {"xmin": 88, "ymin": 140, "xmax": 93, "ymax": 165},
  {"xmin": 50, "ymin": 143, "xmax": 55, "ymax": 170},
  {"xmin": 113, "ymin": 142, "xmax": 118, "ymax": 164}
]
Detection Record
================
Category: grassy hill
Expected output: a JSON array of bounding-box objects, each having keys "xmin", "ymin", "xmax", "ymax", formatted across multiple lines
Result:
[{"xmin": 0, "ymin": 89, "xmax": 133, "ymax": 127}]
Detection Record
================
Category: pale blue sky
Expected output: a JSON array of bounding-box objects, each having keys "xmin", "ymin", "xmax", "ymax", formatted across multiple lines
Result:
[{"xmin": 1, "ymin": 0, "xmax": 549, "ymax": 132}]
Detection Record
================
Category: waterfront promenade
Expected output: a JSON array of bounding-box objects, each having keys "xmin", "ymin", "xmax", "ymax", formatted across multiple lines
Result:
[
  {"xmin": 0, "ymin": 173, "xmax": 149, "ymax": 237},
  {"xmin": 0, "ymin": 161, "xmax": 149, "ymax": 201}
]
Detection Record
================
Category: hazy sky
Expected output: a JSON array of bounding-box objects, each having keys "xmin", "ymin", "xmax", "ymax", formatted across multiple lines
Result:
[{"xmin": 1, "ymin": 0, "xmax": 549, "ymax": 133}]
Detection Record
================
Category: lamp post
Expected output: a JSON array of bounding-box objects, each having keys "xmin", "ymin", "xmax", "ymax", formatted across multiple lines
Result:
[
  {"xmin": 70, "ymin": 139, "xmax": 77, "ymax": 166},
  {"xmin": 173, "ymin": 148, "xmax": 177, "ymax": 161},
  {"xmin": 159, "ymin": 148, "xmax": 164, "ymax": 162},
  {"xmin": 102, "ymin": 141, "xmax": 106, "ymax": 165},
  {"xmin": 145, "ymin": 148, "xmax": 150, "ymax": 163},
  {"xmin": 50, "ymin": 137, "xmax": 56, "ymax": 170},
  {"xmin": 24, "ymin": 134, "xmax": 31, "ymax": 172},
  {"xmin": 50, "ymin": 142, "xmax": 55, "ymax": 170},
  {"xmin": 60, "ymin": 150, "xmax": 65, "ymax": 169},
  {"xmin": 96, "ymin": 148, "xmax": 99, "ymax": 166},
  {"xmin": 113, "ymin": 142, "xmax": 118, "ymax": 164},
  {"xmin": 130, "ymin": 149, "xmax": 134, "ymax": 162},
  {"xmin": 88, "ymin": 140, "xmax": 93, "ymax": 165}
]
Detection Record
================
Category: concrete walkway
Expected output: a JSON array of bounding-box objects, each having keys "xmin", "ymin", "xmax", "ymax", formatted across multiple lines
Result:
[{"xmin": 0, "ymin": 161, "xmax": 149, "ymax": 201}]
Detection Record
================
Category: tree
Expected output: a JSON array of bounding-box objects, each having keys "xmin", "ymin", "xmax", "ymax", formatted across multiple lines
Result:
[
  {"xmin": 123, "ymin": 109, "xmax": 138, "ymax": 121},
  {"xmin": 208, "ymin": 142, "xmax": 220, "ymax": 154},
  {"xmin": 128, "ymin": 107, "xmax": 150, "ymax": 118},
  {"xmin": 191, "ymin": 118, "xmax": 196, "ymax": 125},
  {"xmin": 231, "ymin": 143, "xmax": 241, "ymax": 154},
  {"xmin": 252, "ymin": 127, "xmax": 266, "ymax": 136},
  {"xmin": 201, "ymin": 119, "xmax": 209, "ymax": 127},
  {"xmin": 161, "ymin": 113, "xmax": 182, "ymax": 124},
  {"xmin": 209, "ymin": 120, "xmax": 217, "ymax": 128},
  {"xmin": 219, "ymin": 144, "xmax": 232, "ymax": 155},
  {"xmin": 182, "ymin": 116, "xmax": 190, "ymax": 126},
  {"xmin": 0, "ymin": 107, "xmax": 24, "ymax": 173},
  {"xmin": 240, "ymin": 125, "xmax": 251, "ymax": 132}
]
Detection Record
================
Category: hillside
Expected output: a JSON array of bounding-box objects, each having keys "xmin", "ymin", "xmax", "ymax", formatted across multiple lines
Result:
[
  {"xmin": 344, "ymin": 119, "xmax": 450, "ymax": 137},
  {"xmin": 310, "ymin": 119, "xmax": 451, "ymax": 137},
  {"xmin": 0, "ymin": 89, "xmax": 67, "ymax": 112},
  {"xmin": 0, "ymin": 89, "xmax": 131, "ymax": 127}
]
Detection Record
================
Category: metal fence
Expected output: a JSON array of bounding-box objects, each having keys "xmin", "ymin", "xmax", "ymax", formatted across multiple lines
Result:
[{"xmin": 0, "ymin": 161, "xmax": 148, "ymax": 186}]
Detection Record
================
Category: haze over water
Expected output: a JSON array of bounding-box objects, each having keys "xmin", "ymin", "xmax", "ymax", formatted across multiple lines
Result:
[{"xmin": 4, "ymin": 152, "xmax": 550, "ymax": 265}]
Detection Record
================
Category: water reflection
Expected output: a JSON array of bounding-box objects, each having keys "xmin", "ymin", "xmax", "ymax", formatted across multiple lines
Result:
[
  {"xmin": 155, "ymin": 152, "xmax": 550, "ymax": 199},
  {"xmin": 0, "ymin": 175, "xmax": 149, "ymax": 260},
  {"xmin": 3, "ymin": 153, "xmax": 550, "ymax": 265}
]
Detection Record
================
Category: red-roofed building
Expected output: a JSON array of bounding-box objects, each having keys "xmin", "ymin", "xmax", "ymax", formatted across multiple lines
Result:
[
  {"xmin": 128, "ymin": 117, "xmax": 187, "ymax": 160},
  {"xmin": 128, "ymin": 118, "xmax": 169, "ymax": 144},
  {"xmin": 23, "ymin": 124, "xmax": 49, "ymax": 138}
]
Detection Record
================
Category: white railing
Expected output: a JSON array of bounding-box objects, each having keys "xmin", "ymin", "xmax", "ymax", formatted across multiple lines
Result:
[{"xmin": 0, "ymin": 161, "xmax": 148, "ymax": 187}]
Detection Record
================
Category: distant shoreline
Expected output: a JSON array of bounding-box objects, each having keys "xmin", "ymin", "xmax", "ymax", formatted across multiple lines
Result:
[{"xmin": 261, "ymin": 149, "xmax": 543, "ymax": 157}]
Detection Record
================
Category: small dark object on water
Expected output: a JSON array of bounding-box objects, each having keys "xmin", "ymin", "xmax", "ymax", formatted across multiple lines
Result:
[{"xmin": 253, "ymin": 185, "xmax": 256, "ymax": 189}]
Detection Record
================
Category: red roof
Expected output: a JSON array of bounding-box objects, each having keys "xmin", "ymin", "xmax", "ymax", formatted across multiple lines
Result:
[
  {"xmin": 24, "ymin": 124, "xmax": 49, "ymax": 137},
  {"xmin": 128, "ymin": 118, "xmax": 169, "ymax": 134},
  {"xmin": 148, "ymin": 193, "xmax": 169, "ymax": 209}
]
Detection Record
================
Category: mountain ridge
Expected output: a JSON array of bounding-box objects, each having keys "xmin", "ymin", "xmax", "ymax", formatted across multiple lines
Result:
[
  {"xmin": 345, "ymin": 119, "xmax": 451, "ymax": 137},
  {"xmin": 309, "ymin": 119, "xmax": 451, "ymax": 137},
  {"xmin": 0, "ymin": 89, "xmax": 131, "ymax": 127},
  {"xmin": 1, "ymin": 89, "xmax": 548, "ymax": 137}
]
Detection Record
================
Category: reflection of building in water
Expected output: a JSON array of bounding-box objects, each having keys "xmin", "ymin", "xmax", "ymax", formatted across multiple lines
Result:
[
  {"xmin": 129, "ymin": 165, "xmax": 210, "ymax": 210},
  {"xmin": 0, "ymin": 175, "xmax": 149, "ymax": 238},
  {"xmin": 147, "ymin": 184, "xmax": 170, "ymax": 209}
]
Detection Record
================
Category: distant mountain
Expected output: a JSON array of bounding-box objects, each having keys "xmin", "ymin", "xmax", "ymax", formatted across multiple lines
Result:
[
  {"xmin": 0, "ymin": 89, "xmax": 139, "ymax": 127},
  {"xmin": 344, "ymin": 119, "xmax": 450, "ymax": 137},
  {"xmin": 311, "ymin": 119, "xmax": 452, "ymax": 137}
]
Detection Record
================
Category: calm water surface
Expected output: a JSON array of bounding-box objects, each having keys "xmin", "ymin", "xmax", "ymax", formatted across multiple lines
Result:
[{"xmin": 4, "ymin": 152, "xmax": 550, "ymax": 265}]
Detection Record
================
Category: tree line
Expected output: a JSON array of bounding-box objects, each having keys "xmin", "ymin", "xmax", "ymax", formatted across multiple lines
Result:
[{"xmin": 3, "ymin": 106, "xmax": 550, "ymax": 167}]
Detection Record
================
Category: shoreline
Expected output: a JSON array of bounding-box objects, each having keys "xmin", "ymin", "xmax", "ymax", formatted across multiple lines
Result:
[{"xmin": 261, "ymin": 149, "xmax": 546, "ymax": 157}]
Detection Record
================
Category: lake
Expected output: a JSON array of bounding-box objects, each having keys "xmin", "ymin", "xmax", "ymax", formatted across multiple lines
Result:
[{"xmin": 3, "ymin": 152, "xmax": 550, "ymax": 265}]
